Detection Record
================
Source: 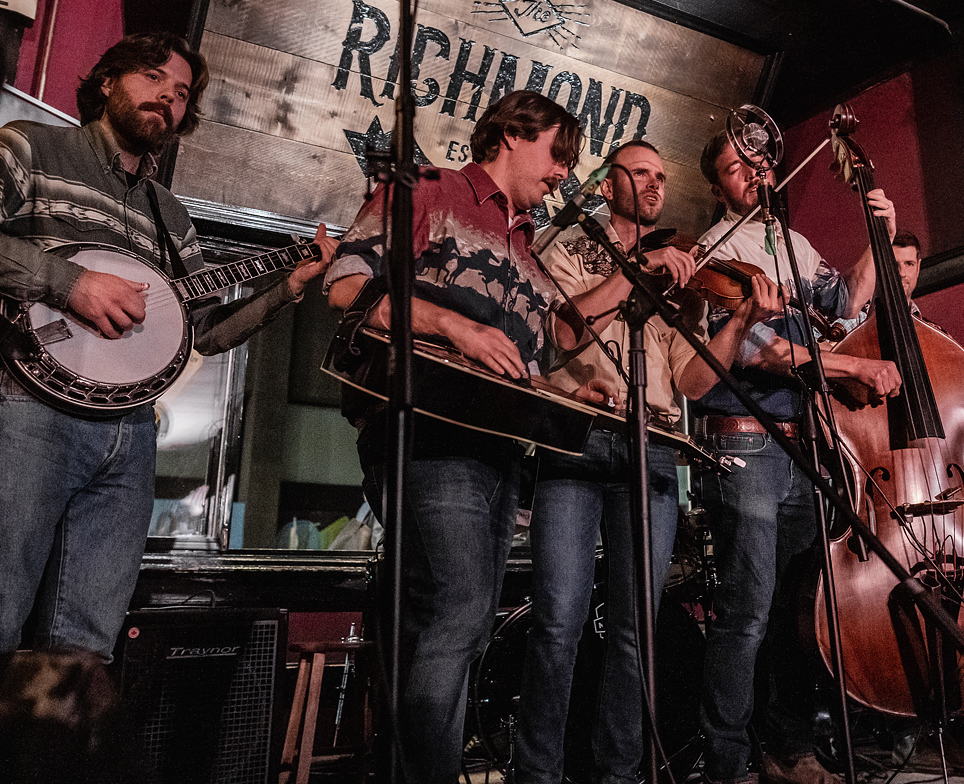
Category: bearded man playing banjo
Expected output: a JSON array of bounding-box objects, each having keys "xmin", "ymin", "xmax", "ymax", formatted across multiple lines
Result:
[{"xmin": 0, "ymin": 32, "xmax": 336, "ymax": 662}]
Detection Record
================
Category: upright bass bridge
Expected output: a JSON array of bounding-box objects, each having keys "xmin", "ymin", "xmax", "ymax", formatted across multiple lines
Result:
[{"xmin": 895, "ymin": 487, "xmax": 964, "ymax": 521}]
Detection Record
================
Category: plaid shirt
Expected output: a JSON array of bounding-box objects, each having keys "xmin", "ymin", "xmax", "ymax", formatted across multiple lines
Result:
[{"xmin": 694, "ymin": 211, "xmax": 850, "ymax": 419}]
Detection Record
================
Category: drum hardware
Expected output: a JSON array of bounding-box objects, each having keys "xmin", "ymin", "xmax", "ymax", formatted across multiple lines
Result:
[
  {"xmin": 463, "ymin": 520, "xmax": 719, "ymax": 780},
  {"xmin": 466, "ymin": 595, "xmax": 707, "ymax": 782},
  {"xmin": 331, "ymin": 622, "xmax": 363, "ymax": 747},
  {"xmin": 670, "ymin": 504, "xmax": 718, "ymax": 615}
]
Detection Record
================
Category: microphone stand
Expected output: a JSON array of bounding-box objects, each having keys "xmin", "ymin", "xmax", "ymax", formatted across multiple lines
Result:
[
  {"xmin": 623, "ymin": 288, "xmax": 659, "ymax": 784},
  {"xmin": 376, "ymin": 0, "xmax": 418, "ymax": 779},
  {"xmin": 564, "ymin": 205, "xmax": 964, "ymax": 689},
  {"xmin": 759, "ymin": 181, "xmax": 857, "ymax": 784}
]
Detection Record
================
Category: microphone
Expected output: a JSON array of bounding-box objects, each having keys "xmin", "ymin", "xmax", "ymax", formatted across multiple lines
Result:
[
  {"xmin": 726, "ymin": 104, "xmax": 783, "ymax": 173},
  {"xmin": 757, "ymin": 179, "xmax": 773, "ymax": 219},
  {"xmin": 531, "ymin": 163, "xmax": 610, "ymax": 256},
  {"xmin": 742, "ymin": 122, "xmax": 770, "ymax": 156}
]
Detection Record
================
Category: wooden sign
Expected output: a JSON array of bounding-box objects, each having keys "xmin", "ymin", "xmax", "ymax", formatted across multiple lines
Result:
[{"xmin": 172, "ymin": 0, "xmax": 767, "ymax": 238}]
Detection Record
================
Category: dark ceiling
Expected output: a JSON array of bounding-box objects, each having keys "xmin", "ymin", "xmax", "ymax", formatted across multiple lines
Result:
[{"xmin": 634, "ymin": 0, "xmax": 964, "ymax": 126}]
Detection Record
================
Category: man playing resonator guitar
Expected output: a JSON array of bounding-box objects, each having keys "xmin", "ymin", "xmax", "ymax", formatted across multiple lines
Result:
[
  {"xmin": 0, "ymin": 33, "xmax": 336, "ymax": 662},
  {"xmin": 325, "ymin": 90, "xmax": 583, "ymax": 784}
]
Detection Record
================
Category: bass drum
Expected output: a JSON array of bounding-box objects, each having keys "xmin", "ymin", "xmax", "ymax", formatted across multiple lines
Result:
[{"xmin": 468, "ymin": 594, "xmax": 706, "ymax": 781}]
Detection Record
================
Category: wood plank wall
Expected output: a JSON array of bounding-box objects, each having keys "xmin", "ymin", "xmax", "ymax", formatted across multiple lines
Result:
[{"xmin": 172, "ymin": 0, "xmax": 767, "ymax": 238}]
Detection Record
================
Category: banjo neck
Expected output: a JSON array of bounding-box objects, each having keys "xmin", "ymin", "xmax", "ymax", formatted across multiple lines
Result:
[
  {"xmin": 1, "ymin": 239, "xmax": 326, "ymax": 416},
  {"xmin": 173, "ymin": 241, "xmax": 321, "ymax": 302}
]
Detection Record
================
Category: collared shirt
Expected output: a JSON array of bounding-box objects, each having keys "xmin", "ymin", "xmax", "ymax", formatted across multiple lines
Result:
[
  {"xmin": 543, "ymin": 223, "xmax": 708, "ymax": 425},
  {"xmin": 0, "ymin": 119, "xmax": 298, "ymax": 357},
  {"xmin": 326, "ymin": 162, "xmax": 552, "ymax": 366},
  {"xmin": 694, "ymin": 210, "xmax": 851, "ymax": 420},
  {"xmin": 831, "ymin": 299, "xmax": 925, "ymax": 336}
]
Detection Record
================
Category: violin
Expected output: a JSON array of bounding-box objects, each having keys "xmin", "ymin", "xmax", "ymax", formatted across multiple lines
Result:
[{"xmin": 637, "ymin": 231, "xmax": 846, "ymax": 342}]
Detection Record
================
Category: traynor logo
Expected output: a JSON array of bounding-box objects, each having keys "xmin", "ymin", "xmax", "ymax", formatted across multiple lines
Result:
[
  {"xmin": 166, "ymin": 646, "xmax": 242, "ymax": 659},
  {"xmin": 473, "ymin": 0, "xmax": 589, "ymax": 48}
]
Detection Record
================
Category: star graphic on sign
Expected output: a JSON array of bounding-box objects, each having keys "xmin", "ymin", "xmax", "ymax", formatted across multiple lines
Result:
[{"xmin": 344, "ymin": 117, "xmax": 432, "ymax": 177}]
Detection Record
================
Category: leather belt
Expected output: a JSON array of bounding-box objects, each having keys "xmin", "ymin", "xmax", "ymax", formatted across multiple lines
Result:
[{"xmin": 695, "ymin": 415, "xmax": 799, "ymax": 440}]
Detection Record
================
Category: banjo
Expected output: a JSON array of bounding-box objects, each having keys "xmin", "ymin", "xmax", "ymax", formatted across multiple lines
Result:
[{"xmin": 1, "ymin": 240, "xmax": 323, "ymax": 416}]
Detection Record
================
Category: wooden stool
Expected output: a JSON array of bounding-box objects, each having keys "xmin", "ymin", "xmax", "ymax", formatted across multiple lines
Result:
[{"xmin": 279, "ymin": 639, "xmax": 374, "ymax": 784}]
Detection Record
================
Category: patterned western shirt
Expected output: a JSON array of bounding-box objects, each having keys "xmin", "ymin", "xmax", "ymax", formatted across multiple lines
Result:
[{"xmin": 326, "ymin": 162, "xmax": 552, "ymax": 367}]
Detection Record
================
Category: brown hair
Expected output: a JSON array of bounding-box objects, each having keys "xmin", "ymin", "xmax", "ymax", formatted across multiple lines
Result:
[
  {"xmin": 699, "ymin": 131, "xmax": 730, "ymax": 187},
  {"xmin": 76, "ymin": 32, "xmax": 208, "ymax": 136},
  {"xmin": 893, "ymin": 229, "xmax": 922, "ymax": 258},
  {"xmin": 470, "ymin": 90, "xmax": 582, "ymax": 171},
  {"xmin": 603, "ymin": 139, "xmax": 659, "ymax": 168}
]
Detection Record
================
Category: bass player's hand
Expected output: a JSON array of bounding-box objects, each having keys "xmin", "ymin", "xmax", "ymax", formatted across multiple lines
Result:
[{"xmin": 67, "ymin": 269, "xmax": 148, "ymax": 339}]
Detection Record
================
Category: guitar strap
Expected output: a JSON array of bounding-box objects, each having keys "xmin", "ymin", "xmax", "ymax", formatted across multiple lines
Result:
[
  {"xmin": 144, "ymin": 180, "xmax": 190, "ymax": 280},
  {"xmin": 326, "ymin": 276, "xmax": 388, "ymax": 374}
]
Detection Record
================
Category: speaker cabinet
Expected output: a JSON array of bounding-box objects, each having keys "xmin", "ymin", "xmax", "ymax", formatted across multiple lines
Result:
[{"xmin": 116, "ymin": 607, "xmax": 287, "ymax": 784}]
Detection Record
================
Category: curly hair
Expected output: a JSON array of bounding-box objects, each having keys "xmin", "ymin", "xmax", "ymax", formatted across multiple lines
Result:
[
  {"xmin": 76, "ymin": 32, "xmax": 208, "ymax": 137},
  {"xmin": 470, "ymin": 90, "xmax": 582, "ymax": 171}
]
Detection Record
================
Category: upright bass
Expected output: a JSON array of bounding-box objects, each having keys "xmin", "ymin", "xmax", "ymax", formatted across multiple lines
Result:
[{"xmin": 814, "ymin": 105, "xmax": 964, "ymax": 717}]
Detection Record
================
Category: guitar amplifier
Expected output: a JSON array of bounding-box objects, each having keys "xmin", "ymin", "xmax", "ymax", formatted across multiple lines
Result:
[{"xmin": 115, "ymin": 607, "xmax": 287, "ymax": 784}]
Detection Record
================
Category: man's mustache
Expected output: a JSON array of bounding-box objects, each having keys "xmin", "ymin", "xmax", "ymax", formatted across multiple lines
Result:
[{"xmin": 138, "ymin": 101, "xmax": 175, "ymax": 129}]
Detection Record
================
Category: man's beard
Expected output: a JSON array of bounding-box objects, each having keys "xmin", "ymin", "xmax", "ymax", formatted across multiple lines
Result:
[
  {"xmin": 105, "ymin": 88, "xmax": 178, "ymax": 155},
  {"xmin": 612, "ymin": 191, "xmax": 661, "ymax": 227}
]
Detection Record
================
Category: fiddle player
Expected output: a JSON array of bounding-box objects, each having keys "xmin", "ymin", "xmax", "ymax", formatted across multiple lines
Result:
[
  {"xmin": 691, "ymin": 131, "xmax": 902, "ymax": 784},
  {"xmin": 514, "ymin": 140, "xmax": 781, "ymax": 784},
  {"xmin": 324, "ymin": 90, "xmax": 582, "ymax": 784}
]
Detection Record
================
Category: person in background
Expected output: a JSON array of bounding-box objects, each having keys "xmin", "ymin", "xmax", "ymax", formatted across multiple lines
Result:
[{"xmin": 893, "ymin": 229, "xmax": 922, "ymax": 306}]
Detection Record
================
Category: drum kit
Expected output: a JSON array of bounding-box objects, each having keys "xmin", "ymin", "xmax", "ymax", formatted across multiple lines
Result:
[{"xmin": 463, "ymin": 506, "xmax": 717, "ymax": 781}]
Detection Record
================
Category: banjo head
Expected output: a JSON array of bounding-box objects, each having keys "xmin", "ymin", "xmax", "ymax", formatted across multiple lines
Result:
[{"xmin": 13, "ymin": 243, "xmax": 192, "ymax": 413}]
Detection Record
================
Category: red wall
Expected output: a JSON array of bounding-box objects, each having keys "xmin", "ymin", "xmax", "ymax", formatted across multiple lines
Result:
[
  {"xmin": 14, "ymin": 0, "xmax": 125, "ymax": 120},
  {"xmin": 782, "ymin": 52, "xmax": 964, "ymax": 344}
]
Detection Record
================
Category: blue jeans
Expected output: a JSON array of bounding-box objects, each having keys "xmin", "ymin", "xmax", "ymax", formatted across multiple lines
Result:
[
  {"xmin": 515, "ymin": 430, "xmax": 680, "ymax": 784},
  {"xmin": 695, "ymin": 432, "xmax": 820, "ymax": 782},
  {"xmin": 0, "ymin": 372, "xmax": 157, "ymax": 660},
  {"xmin": 361, "ymin": 446, "xmax": 521, "ymax": 784}
]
